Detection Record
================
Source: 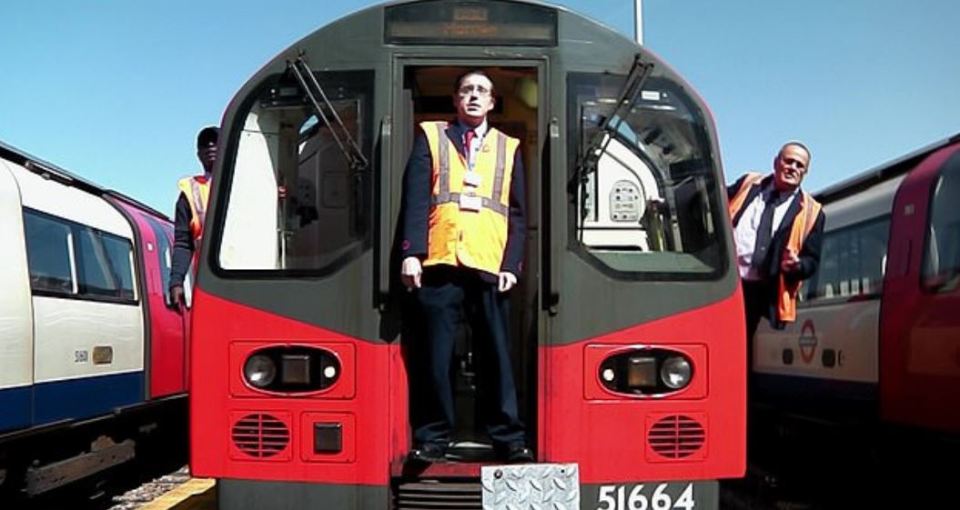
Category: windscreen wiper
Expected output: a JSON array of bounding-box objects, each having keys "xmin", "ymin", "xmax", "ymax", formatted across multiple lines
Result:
[
  {"xmin": 288, "ymin": 55, "xmax": 368, "ymax": 171},
  {"xmin": 569, "ymin": 54, "xmax": 654, "ymax": 194}
]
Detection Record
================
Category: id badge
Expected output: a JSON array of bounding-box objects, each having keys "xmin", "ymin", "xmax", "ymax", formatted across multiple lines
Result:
[
  {"xmin": 463, "ymin": 171, "xmax": 483, "ymax": 187},
  {"xmin": 459, "ymin": 194, "xmax": 482, "ymax": 212}
]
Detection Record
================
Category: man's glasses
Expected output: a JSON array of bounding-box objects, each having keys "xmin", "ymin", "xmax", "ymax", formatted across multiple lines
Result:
[{"xmin": 457, "ymin": 85, "xmax": 492, "ymax": 97}]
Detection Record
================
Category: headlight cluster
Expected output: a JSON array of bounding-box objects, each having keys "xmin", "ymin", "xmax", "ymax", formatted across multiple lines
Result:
[
  {"xmin": 599, "ymin": 348, "xmax": 693, "ymax": 395},
  {"xmin": 242, "ymin": 347, "xmax": 340, "ymax": 392}
]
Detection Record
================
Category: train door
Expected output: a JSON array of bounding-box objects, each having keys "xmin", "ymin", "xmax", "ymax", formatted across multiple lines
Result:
[
  {"xmin": 198, "ymin": 61, "xmax": 390, "ymax": 501},
  {"xmin": 393, "ymin": 61, "xmax": 543, "ymax": 458},
  {"xmin": 542, "ymin": 56, "xmax": 739, "ymax": 483},
  {"xmin": 141, "ymin": 213, "xmax": 188, "ymax": 396},
  {"xmin": 882, "ymin": 144, "xmax": 960, "ymax": 433}
]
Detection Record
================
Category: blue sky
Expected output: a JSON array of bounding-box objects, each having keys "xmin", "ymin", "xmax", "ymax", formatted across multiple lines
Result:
[{"xmin": 2, "ymin": 0, "xmax": 957, "ymax": 215}]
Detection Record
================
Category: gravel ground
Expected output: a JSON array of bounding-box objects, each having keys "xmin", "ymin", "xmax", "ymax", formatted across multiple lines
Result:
[{"xmin": 107, "ymin": 466, "xmax": 191, "ymax": 510}]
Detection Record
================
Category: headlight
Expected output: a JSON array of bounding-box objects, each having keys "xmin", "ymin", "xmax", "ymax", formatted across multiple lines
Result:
[
  {"xmin": 244, "ymin": 354, "xmax": 277, "ymax": 388},
  {"xmin": 660, "ymin": 356, "xmax": 692, "ymax": 389},
  {"xmin": 598, "ymin": 349, "xmax": 695, "ymax": 395},
  {"xmin": 242, "ymin": 347, "xmax": 341, "ymax": 392}
]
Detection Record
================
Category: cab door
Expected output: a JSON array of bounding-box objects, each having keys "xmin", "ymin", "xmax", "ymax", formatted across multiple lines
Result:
[
  {"xmin": 191, "ymin": 60, "xmax": 392, "ymax": 486},
  {"xmin": 542, "ymin": 54, "xmax": 744, "ymax": 484}
]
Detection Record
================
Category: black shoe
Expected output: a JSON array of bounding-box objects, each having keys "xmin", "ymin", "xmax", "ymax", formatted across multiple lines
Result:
[
  {"xmin": 407, "ymin": 442, "xmax": 447, "ymax": 463},
  {"xmin": 502, "ymin": 443, "xmax": 534, "ymax": 463}
]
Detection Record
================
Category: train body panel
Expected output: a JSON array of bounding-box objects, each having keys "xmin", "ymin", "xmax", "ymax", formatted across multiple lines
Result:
[
  {"xmin": 190, "ymin": 289, "xmax": 392, "ymax": 485},
  {"xmin": 754, "ymin": 301, "xmax": 880, "ymax": 386},
  {"xmin": 31, "ymin": 297, "xmax": 143, "ymax": 384},
  {"xmin": 543, "ymin": 292, "xmax": 746, "ymax": 482}
]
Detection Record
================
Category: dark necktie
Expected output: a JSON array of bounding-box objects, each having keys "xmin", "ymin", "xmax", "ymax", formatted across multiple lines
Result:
[
  {"xmin": 463, "ymin": 129, "xmax": 475, "ymax": 158},
  {"xmin": 751, "ymin": 190, "xmax": 779, "ymax": 271}
]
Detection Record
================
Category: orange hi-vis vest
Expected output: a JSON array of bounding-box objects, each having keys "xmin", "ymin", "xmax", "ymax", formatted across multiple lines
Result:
[
  {"xmin": 421, "ymin": 121, "xmax": 519, "ymax": 276},
  {"xmin": 728, "ymin": 172, "xmax": 823, "ymax": 323},
  {"xmin": 177, "ymin": 175, "xmax": 211, "ymax": 252}
]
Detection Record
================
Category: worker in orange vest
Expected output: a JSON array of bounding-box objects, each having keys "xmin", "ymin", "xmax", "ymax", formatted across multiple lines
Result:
[
  {"xmin": 728, "ymin": 141, "xmax": 825, "ymax": 342},
  {"xmin": 400, "ymin": 70, "xmax": 531, "ymax": 464},
  {"xmin": 170, "ymin": 126, "xmax": 218, "ymax": 307}
]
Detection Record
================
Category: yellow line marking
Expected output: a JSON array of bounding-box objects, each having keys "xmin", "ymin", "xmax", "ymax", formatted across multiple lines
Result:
[{"xmin": 140, "ymin": 478, "xmax": 216, "ymax": 510}]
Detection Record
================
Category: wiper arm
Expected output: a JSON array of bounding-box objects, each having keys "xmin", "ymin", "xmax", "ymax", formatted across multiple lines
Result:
[
  {"xmin": 569, "ymin": 54, "xmax": 654, "ymax": 194},
  {"xmin": 288, "ymin": 55, "xmax": 369, "ymax": 171}
]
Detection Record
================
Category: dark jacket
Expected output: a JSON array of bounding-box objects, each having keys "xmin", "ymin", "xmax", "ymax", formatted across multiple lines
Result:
[
  {"xmin": 400, "ymin": 121, "xmax": 527, "ymax": 278},
  {"xmin": 169, "ymin": 193, "xmax": 193, "ymax": 289}
]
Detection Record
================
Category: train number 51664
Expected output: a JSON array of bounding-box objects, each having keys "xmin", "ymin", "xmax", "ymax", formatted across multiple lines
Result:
[{"xmin": 597, "ymin": 483, "xmax": 695, "ymax": 510}]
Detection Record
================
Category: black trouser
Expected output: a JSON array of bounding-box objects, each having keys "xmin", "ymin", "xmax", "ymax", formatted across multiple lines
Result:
[
  {"xmin": 741, "ymin": 279, "xmax": 772, "ymax": 430},
  {"xmin": 408, "ymin": 267, "xmax": 525, "ymax": 448},
  {"xmin": 741, "ymin": 279, "xmax": 771, "ymax": 346}
]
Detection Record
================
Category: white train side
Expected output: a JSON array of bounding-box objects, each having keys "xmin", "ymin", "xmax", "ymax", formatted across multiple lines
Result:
[{"xmin": 0, "ymin": 142, "xmax": 188, "ymax": 498}]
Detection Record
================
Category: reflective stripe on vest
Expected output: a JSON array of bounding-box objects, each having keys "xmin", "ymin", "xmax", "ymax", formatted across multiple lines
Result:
[
  {"xmin": 177, "ymin": 176, "xmax": 211, "ymax": 250},
  {"xmin": 727, "ymin": 173, "xmax": 822, "ymax": 323},
  {"xmin": 420, "ymin": 121, "xmax": 517, "ymax": 275}
]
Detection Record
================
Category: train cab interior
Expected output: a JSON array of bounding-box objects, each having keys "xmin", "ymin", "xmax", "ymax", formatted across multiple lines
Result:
[{"xmin": 398, "ymin": 65, "xmax": 542, "ymax": 458}]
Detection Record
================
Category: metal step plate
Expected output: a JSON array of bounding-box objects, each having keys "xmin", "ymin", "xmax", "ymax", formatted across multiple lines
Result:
[{"xmin": 481, "ymin": 463, "xmax": 579, "ymax": 509}]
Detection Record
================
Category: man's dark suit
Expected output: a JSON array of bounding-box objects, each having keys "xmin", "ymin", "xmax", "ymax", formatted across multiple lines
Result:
[{"xmin": 400, "ymin": 120, "xmax": 527, "ymax": 452}]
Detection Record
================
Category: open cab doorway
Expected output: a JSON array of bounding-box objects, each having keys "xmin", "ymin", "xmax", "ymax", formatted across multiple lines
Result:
[{"xmin": 396, "ymin": 64, "xmax": 543, "ymax": 465}]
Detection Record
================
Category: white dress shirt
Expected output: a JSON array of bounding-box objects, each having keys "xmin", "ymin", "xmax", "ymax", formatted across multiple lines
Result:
[{"xmin": 734, "ymin": 184, "xmax": 800, "ymax": 280}]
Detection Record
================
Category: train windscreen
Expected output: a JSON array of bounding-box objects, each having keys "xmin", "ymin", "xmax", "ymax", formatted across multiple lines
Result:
[
  {"xmin": 568, "ymin": 70, "xmax": 724, "ymax": 279},
  {"xmin": 217, "ymin": 70, "xmax": 374, "ymax": 275}
]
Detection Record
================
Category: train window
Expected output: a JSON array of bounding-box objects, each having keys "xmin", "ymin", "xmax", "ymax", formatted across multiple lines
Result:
[
  {"xmin": 805, "ymin": 217, "xmax": 889, "ymax": 303},
  {"xmin": 100, "ymin": 234, "xmax": 137, "ymax": 300},
  {"xmin": 23, "ymin": 210, "xmax": 76, "ymax": 295},
  {"xmin": 567, "ymin": 72, "xmax": 724, "ymax": 279},
  {"xmin": 922, "ymin": 154, "xmax": 960, "ymax": 293},
  {"xmin": 218, "ymin": 70, "xmax": 373, "ymax": 274},
  {"xmin": 75, "ymin": 228, "xmax": 136, "ymax": 301}
]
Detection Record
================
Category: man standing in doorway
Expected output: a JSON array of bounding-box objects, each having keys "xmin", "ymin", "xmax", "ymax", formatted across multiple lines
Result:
[
  {"xmin": 170, "ymin": 126, "xmax": 218, "ymax": 306},
  {"xmin": 728, "ymin": 141, "xmax": 825, "ymax": 343},
  {"xmin": 400, "ymin": 70, "xmax": 532, "ymax": 463}
]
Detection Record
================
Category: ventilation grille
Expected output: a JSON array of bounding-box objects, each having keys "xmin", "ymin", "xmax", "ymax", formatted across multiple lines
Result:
[
  {"xmin": 647, "ymin": 415, "xmax": 705, "ymax": 459},
  {"xmin": 395, "ymin": 481, "xmax": 482, "ymax": 510},
  {"xmin": 231, "ymin": 413, "xmax": 290, "ymax": 458}
]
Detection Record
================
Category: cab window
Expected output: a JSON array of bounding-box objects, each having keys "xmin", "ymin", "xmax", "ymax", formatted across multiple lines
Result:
[
  {"xmin": 568, "ymin": 72, "xmax": 725, "ymax": 279},
  {"xmin": 217, "ymin": 70, "xmax": 374, "ymax": 275}
]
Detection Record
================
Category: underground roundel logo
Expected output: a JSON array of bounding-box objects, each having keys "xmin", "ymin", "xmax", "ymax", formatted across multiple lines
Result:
[{"xmin": 798, "ymin": 319, "xmax": 818, "ymax": 364}]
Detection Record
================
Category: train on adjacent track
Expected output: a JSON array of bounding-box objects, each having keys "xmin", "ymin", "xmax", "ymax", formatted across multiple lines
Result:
[
  {"xmin": 752, "ymin": 133, "xmax": 960, "ymax": 496},
  {"xmin": 0, "ymin": 142, "xmax": 189, "ymax": 500},
  {"xmin": 189, "ymin": 1, "xmax": 747, "ymax": 509}
]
